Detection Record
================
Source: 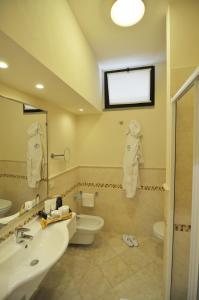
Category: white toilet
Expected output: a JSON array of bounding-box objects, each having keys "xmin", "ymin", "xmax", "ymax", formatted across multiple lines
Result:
[
  {"xmin": 70, "ymin": 214, "xmax": 104, "ymax": 245},
  {"xmin": 0, "ymin": 199, "xmax": 12, "ymax": 218},
  {"xmin": 153, "ymin": 221, "xmax": 165, "ymax": 240}
]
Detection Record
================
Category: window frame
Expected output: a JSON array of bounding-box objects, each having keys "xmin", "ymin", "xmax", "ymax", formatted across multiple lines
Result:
[
  {"xmin": 104, "ymin": 65, "xmax": 155, "ymax": 109},
  {"xmin": 23, "ymin": 104, "xmax": 44, "ymax": 114}
]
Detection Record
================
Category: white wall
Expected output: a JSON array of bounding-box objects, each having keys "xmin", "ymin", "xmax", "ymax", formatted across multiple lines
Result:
[{"xmin": 77, "ymin": 63, "xmax": 166, "ymax": 169}]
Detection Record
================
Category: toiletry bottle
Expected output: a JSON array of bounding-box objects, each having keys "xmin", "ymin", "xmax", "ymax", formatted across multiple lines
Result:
[
  {"xmin": 56, "ymin": 196, "xmax": 62, "ymax": 210},
  {"xmin": 36, "ymin": 194, "xmax": 40, "ymax": 205},
  {"xmin": 38, "ymin": 211, "xmax": 47, "ymax": 219}
]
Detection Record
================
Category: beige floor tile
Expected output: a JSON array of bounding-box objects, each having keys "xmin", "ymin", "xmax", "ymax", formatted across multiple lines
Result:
[
  {"xmin": 119, "ymin": 246, "xmax": 153, "ymax": 273},
  {"xmin": 41, "ymin": 265, "xmax": 73, "ymax": 289},
  {"xmin": 79, "ymin": 266, "xmax": 111, "ymax": 300},
  {"xmin": 104, "ymin": 232, "xmax": 129, "ymax": 254},
  {"xmin": 97, "ymin": 289, "xmax": 119, "ymax": 300},
  {"xmin": 99, "ymin": 255, "xmax": 132, "ymax": 287},
  {"xmin": 75, "ymin": 241, "xmax": 117, "ymax": 266},
  {"xmin": 32, "ymin": 232, "xmax": 163, "ymax": 300},
  {"xmin": 113, "ymin": 272, "xmax": 148, "ymax": 299},
  {"xmin": 139, "ymin": 236, "xmax": 163, "ymax": 260},
  {"xmin": 55, "ymin": 284, "xmax": 82, "ymax": 300},
  {"xmin": 63, "ymin": 253, "xmax": 92, "ymax": 285},
  {"xmin": 114, "ymin": 267, "xmax": 163, "ymax": 300},
  {"xmin": 32, "ymin": 287, "xmax": 56, "ymax": 300}
]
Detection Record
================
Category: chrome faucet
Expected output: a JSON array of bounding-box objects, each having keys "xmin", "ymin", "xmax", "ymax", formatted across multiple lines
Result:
[{"xmin": 15, "ymin": 227, "xmax": 33, "ymax": 244}]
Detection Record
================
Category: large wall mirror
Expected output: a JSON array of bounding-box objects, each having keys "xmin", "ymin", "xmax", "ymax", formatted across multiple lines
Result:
[{"xmin": 0, "ymin": 95, "xmax": 48, "ymax": 226}]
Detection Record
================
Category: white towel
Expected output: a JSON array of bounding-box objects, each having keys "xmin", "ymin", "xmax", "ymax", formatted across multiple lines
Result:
[
  {"xmin": 27, "ymin": 122, "xmax": 44, "ymax": 188},
  {"xmin": 82, "ymin": 193, "xmax": 95, "ymax": 207},
  {"xmin": 123, "ymin": 120, "xmax": 144, "ymax": 198}
]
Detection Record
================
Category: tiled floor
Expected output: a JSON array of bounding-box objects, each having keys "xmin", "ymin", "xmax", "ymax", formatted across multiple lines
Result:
[{"xmin": 32, "ymin": 232, "xmax": 163, "ymax": 300}]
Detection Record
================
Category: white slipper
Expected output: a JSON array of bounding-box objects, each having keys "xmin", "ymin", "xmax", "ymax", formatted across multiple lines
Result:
[
  {"xmin": 122, "ymin": 234, "xmax": 139, "ymax": 247},
  {"xmin": 122, "ymin": 234, "xmax": 134, "ymax": 247},
  {"xmin": 128, "ymin": 235, "xmax": 139, "ymax": 247},
  {"xmin": 132, "ymin": 238, "xmax": 139, "ymax": 247}
]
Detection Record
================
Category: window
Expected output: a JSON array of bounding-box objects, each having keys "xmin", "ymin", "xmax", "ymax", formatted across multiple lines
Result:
[
  {"xmin": 23, "ymin": 104, "xmax": 44, "ymax": 113},
  {"xmin": 104, "ymin": 66, "xmax": 155, "ymax": 109}
]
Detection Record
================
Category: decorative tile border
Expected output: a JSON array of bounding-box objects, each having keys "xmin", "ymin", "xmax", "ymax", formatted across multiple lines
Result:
[
  {"xmin": 174, "ymin": 224, "xmax": 191, "ymax": 232},
  {"xmin": 0, "ymin": 173, "xmax": 47, "ymax": 181},
  {"xmin": 0, "ymin": 173, "xmax": 27, "ymax": 179},
  {"xmin": 78, "ymin": 182, "xmax": 165, "ymax": 192},
  {"xmin": 139, "ymin": 185, "xmax": 165, "ymax": 192}
]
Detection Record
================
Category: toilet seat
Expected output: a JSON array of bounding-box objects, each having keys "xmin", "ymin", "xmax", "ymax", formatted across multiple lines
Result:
[
  {"xmin": 153, "ymin": 221, "xmax": 165, "ymax": 240},
  {"xmin": 0, "ymin": 199, "xmax": 12, "ymax": 215}
]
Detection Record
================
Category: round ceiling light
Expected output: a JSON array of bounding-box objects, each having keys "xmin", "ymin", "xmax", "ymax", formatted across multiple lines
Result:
[
  {"xmin": 0, "ymin": 61, "xmax": 9, "ymax": 69},
  {"xmin": 111, "ymin": 0, "xmax": 145, "ymax": 27},
  {"xmin": 35, "ymin": 83, "xmax": 44, "ymax": 89}
]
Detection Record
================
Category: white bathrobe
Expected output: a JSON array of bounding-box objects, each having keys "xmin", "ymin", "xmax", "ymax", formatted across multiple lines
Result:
[
  {"xmin": 123, "ymin": 120, "xmax": 144, "ymax": 198},
  {"xmin": 27, "ymin": 122, "xmax": 44, "ymax": 188}
]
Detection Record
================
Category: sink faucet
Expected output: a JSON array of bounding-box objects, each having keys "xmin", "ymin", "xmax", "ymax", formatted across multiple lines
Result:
[{"xmin": 15, "ymin": 227, "xmax": 33, "ymax": 244}]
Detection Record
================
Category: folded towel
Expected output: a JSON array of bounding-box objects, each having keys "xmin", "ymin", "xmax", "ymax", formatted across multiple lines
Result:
[{"xmin": 82, "ymin": 192, "xmax": 95, "ymax": 207}]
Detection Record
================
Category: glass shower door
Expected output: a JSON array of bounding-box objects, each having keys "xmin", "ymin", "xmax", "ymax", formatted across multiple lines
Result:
[{"xmin": 171, "ymin": 88, "xmax": 194, "ymax": 300}]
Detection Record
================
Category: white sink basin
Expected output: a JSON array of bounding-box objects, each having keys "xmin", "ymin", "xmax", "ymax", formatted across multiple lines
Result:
[{"xmin": 0, "ymin": 214, "xmax": 75, "ymax": 300}]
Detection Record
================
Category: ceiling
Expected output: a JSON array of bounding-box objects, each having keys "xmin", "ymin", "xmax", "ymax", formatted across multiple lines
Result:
[
  {"xmin": 68, "ymin": 0, "xmax": 168, "ymax": 68},
  {"xmin": 0, "ymin": 1, "xmax": 168, "ymax": 114},
  {"xmin": 0, "ymin": 31, "xmax": 100, "ymax": 114}
]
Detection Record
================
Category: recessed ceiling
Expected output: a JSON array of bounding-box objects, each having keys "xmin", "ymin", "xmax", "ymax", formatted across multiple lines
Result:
[
  {"xmin": 68, "ymin": 0, "xmax": 168, "ymax": 68},
  {"xmin": 0, "ymin": 31, "xmax": 100, "ymax": 115}
]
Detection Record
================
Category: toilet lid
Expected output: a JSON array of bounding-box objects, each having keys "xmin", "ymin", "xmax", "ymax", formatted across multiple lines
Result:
[
  {"xmin": 153, "ymin": 221, "xmax": 165, "ymax": 240},
  {"xmin": 0, "ymin": 199, "xmax": 12, "ymax": 211}
]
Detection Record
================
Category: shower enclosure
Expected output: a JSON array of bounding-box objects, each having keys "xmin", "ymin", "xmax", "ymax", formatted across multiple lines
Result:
[{"xmin": 170, "ymin": 67, "xmax": 199, "ymax": 300}]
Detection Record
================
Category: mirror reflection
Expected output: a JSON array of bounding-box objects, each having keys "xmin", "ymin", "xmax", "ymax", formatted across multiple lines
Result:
[{"xmin": 0, "ymin": 96, "xmax": 48, "ymax": 224}]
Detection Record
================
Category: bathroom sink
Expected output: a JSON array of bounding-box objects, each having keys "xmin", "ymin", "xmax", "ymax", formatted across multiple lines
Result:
[{"xmin": 0, "ymin": 215, "xmax": 75, "ymax": 300}]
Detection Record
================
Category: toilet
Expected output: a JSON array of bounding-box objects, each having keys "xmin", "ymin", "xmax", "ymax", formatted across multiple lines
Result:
[
  {"xmin": 0, "ymin": 199, "xmax": 12, "ymax": 218},
  {"xmin": 70, "ymin": 214, "xmax": 104, "ymax": 245},
  {"xmin": 153, "ymin": 221, "xmax": 165, "ymax": 240}
]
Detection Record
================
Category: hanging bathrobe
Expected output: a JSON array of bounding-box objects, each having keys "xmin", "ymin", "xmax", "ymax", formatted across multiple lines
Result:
[
  {"xmin": 27, "ymin": 122, "xmax": 44, "ymax": 188},
  {"xmin": 123, "ymin": 120, "xmax": 144, "ymax": 198}
]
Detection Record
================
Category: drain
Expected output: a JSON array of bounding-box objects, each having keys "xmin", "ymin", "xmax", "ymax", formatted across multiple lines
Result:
[{"xmin": 30, "ymin": 259, "xmax": 39, "ymax": 266}]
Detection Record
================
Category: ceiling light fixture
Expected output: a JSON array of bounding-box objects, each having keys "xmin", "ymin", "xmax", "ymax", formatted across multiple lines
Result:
[
  {"xmin": 111, "ymin": 0, "xmax": 145, "ymax": 27},
  {"xmin": 79, "ymin": 108, "xmax": 84, "ymax": 112},
  {"xmin": 35, "ymin": 83, "xmax": 44, "ymax": 89},
  {"xmin": 0, "ymin": 61, "xmax": 9, "ymax": 69}
]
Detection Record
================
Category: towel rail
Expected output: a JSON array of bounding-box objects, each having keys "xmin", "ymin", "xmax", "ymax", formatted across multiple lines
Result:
[
  {"xmin": 50, "ymin": 147, "xmax": 71, "ymax": 161},
  {"xmin": 50, "ymin": 153, "xmax": 64, "ymax": 159}
]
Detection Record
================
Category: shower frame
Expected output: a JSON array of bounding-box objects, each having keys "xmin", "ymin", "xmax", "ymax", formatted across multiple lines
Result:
[{"xmin": 168, "ymin": 66, "xmax": 199, "ymax": 300}]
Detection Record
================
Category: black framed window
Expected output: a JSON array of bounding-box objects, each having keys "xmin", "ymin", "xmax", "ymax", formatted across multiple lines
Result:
[
  {"xmin": 104, "ymin": 66, "xmax": 155, "ymax": 109},
  {"xmin": 23, "ymin": 104, "xmax": 44, "ymax": 113}
]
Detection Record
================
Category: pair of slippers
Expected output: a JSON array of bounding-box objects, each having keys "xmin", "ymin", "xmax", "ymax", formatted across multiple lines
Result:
[{"xmin": 122, "ymin": 234, "xmax": 139, "ymax": 247}]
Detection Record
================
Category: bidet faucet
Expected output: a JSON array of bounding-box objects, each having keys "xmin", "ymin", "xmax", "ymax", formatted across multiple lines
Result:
[{"xmin": 15, "ymin": 227, "xmax": 33, "ymax": 244}]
